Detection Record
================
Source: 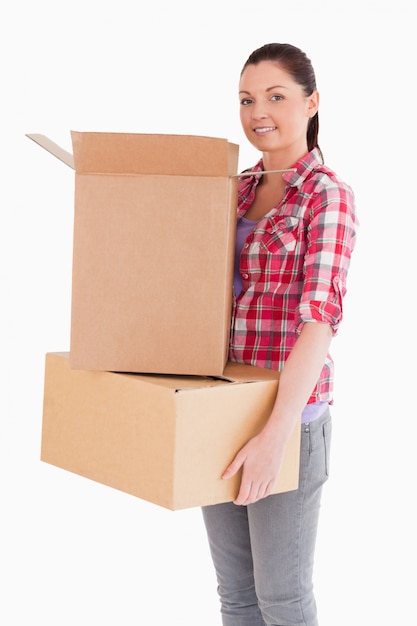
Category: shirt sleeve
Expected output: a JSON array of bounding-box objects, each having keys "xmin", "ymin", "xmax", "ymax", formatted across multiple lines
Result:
[{"xmin": 295, "ymin": 179, "xmax": 358, "ymax": 335}]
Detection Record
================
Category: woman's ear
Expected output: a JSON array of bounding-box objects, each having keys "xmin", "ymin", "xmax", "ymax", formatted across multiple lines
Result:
[{"xmin": 308, "ymin": 90, "xmax": 320, "ymax": 118}]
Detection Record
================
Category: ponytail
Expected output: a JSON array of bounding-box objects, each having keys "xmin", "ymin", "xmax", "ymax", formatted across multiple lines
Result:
[{"xmin": 307, "ymin": 113, "xmax": 323, "ymax": 162}]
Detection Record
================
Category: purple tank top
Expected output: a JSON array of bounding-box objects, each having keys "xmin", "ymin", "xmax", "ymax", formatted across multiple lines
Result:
[{"xmin": 234, "ymin": 217, "xmax": 258, "ymax": 298}]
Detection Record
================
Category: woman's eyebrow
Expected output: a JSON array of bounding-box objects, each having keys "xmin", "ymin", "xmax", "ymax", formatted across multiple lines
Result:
[
  {"xmin": 266, "ymin": 85, "xmax": 288, "ymax": 91},
  {"xmin": 239, "ymin": 84, "xmax": 288, "ymax": 95}
]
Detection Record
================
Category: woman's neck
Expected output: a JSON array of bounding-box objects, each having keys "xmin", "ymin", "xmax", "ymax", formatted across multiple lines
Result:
[{"xmin": 262, "ymin": 143, "xmax": 309, "ymax": 173}]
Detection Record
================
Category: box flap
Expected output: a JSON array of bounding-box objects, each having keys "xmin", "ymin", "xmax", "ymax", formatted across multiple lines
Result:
[
  {"xmin": 49, "ymin": 354, "xmax": 278, "ymax": 391},
  {"xmin": 118, "ymin": 361, "xmax": 279, "ymax": 388},
  {"xmin": 26, "ymin": 134, "xmax": 75, "ymax": 169},
  {"xmin": 118, "ymin": 371, "xmax": 227, "ymax": 390},
  {"xmin": 50, "ymin": 353, "xmax": 229, "ymax": 391},
  {"xmin": 71, "ymin": 131, "xmax": 239, "ymax": 176}
]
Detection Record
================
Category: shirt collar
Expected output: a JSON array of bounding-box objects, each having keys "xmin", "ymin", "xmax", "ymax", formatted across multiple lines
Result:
[{"xmin": 282, "ymin": 148, "xmax": 324, "ymax": 188}]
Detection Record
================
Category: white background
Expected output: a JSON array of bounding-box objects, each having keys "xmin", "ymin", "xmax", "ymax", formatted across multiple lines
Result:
[{"xmin": 1, "ymin": 1, "xmax": 415, "ymax": 624}]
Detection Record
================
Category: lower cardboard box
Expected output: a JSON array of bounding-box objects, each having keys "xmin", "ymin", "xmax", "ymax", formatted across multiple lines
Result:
[{"xmin": 41, "ymin": 352, "xmax": 301, "ymax": 510}]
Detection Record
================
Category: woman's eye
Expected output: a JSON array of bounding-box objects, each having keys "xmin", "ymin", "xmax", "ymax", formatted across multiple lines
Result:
[
  {"xmin": 271, "ymin": 94, "xmax": 284, "ymax": 102},
  {"xmin": 240, "ymin": 98, "xmax": 253, "ymax": 106}
]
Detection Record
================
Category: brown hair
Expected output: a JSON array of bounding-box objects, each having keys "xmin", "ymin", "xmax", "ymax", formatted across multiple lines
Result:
[{"xmin": 241, "ymin": 43, "xmax": 322, "ymax": 160}]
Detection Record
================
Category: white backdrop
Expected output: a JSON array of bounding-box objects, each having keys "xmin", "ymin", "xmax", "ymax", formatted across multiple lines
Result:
[{"xmin": 1, "ymin": 1, "xmax": 415, "ymax": 624}]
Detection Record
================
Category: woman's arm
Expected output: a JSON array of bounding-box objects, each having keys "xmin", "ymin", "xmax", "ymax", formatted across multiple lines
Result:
[{"xmin": 222, "ymin": 321, "xmax": 333, "ymax": 505}]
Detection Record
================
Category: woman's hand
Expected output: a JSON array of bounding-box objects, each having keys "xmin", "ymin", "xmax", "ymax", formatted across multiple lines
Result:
[
  {"xmin": 223, "ymin": 322, "xmax": 333, "ymax": 506},
  {"xmin": 222, "ymin": 429, "xmax": 287, "ymax": 505}
]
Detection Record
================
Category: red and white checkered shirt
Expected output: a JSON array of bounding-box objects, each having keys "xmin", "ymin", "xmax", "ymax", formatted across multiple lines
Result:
[{"xmin": 229, "ymin": 148, "xmax": 358, "ymax": 404}]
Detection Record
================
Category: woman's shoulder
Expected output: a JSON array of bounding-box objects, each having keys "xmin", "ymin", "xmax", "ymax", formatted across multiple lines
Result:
[{"xmin": 303, "ymin": 160, "xmax": 355, "ymax": 206}]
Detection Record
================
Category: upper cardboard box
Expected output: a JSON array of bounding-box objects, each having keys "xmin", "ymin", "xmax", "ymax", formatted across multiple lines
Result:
[{"xmin": 27, "ymin": 131, "xmax": 239, "ymax": 376}]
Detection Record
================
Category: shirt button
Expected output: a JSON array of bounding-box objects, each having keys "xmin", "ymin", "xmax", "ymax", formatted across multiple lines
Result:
[
  {"xmin": 242, "ymin": 273, "xmax": 249, "ymax": 279},
  {"xmin": 244, "ymin": 243, "xmax": 249, "ymax": 249}
]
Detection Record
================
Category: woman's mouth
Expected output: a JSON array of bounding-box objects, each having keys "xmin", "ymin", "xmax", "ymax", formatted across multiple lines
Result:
[{"xmin": 254, "ymin": 126, "xmax": 276, "ymax": 134}]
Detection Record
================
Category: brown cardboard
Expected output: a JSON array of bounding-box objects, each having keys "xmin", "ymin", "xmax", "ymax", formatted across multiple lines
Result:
[
  {"xmin": 27, "ymin": 131, "xmax": 239, "ymax": 376},
  {"xmin": 41, "ymin": 352, "xmax": 300, "ymax": 510}
]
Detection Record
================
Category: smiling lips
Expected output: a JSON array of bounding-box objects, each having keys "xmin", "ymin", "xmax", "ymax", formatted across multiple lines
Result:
[{"xmin": 254, "ymin": 126, "xmax": 276, "ymax": 134}]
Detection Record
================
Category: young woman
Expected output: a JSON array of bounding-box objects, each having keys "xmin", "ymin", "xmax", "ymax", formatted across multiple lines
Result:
[{"xmin": 202, "ymin": 43, "xmax": 358, "ymax": 626}]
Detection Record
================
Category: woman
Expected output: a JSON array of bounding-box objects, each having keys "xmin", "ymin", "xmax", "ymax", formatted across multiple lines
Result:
[{"xmin": 202, "ymin": 43, "xmax": 358, "ymax": 626}]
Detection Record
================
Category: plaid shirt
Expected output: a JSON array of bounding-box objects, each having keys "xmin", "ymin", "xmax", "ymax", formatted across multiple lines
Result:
[{"xmin": 229, "ymin": 148, "xmax": 358, "ymax": 404}]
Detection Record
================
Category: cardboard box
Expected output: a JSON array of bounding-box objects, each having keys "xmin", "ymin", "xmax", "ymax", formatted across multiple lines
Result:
[
  {"xmin": 41, "ymin": 352, "xmax": 300, "ymax": 510},
  {"xmin": 27, "ymin": 132, "xmax": 239, "ymax": 376}
]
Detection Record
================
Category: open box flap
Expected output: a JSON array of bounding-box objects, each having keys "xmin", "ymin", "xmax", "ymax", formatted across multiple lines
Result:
[
  {"xmin": 26, "ymin": 134, "xmax": 75, "ymax": 169},
  {"xmin": 70, "ymin": 131, "xmax": 239, "ymax": 176},
  {"xmin": 26, "ymin": 131, "xmax": 239, "ymax": 177}
]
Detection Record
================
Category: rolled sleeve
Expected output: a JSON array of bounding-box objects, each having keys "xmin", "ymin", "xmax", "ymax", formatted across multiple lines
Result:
[
  {"xmin": 295, "ymin": 182, "xmax": 357, "ymax": 336},
  {"xmin": 296, "ymin": 275, "xmax": 344, "ymax": 335}
]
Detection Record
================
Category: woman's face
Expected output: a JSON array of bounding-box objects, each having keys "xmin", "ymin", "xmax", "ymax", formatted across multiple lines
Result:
[{"xmin": 239, "ymin": 60, "xmax": 318, "ymax": 158}]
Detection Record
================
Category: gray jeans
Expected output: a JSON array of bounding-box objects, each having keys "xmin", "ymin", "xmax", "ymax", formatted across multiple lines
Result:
[{"xmin": 202, "ymin": 409, "xmax": 332, "ymax": 626}]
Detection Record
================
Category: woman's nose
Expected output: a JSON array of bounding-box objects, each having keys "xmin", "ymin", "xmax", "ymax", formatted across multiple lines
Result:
[{"xmin": 251, "ymin": 102, "xmax": 268, "ymax": 120}]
